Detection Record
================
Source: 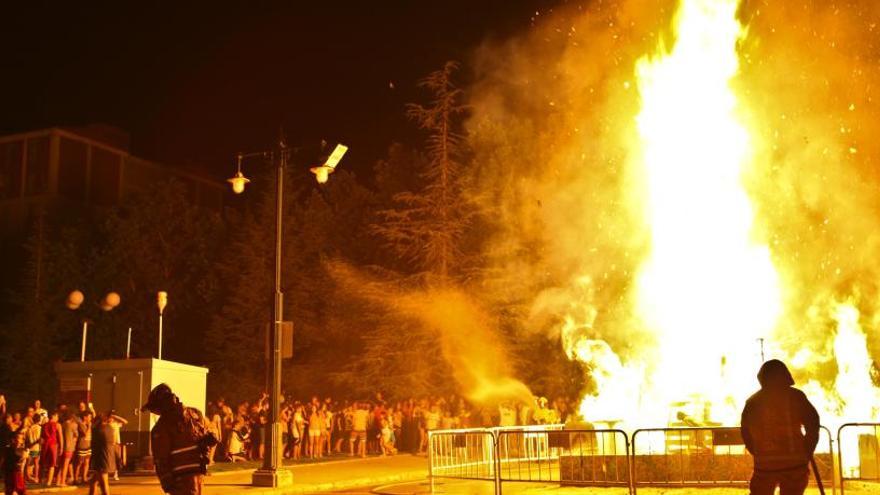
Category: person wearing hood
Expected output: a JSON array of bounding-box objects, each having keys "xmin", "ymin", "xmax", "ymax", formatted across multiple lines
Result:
[
  {"xmin": 141, "ymin": 384, "xmax": 216, "ymax": 495},
  {"xmin": 741, "ymin": 359, "xmax": 820, "ymax": 495}
]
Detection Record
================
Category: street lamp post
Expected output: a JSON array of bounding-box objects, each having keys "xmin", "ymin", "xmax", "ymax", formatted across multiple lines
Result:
[
  {"xmin": 157, "ymin": 291, "xmax": 167, "ymax": 360},
  {"xmin": 228, "ymin": 134, "xmax": 346, "ymax": 487}
]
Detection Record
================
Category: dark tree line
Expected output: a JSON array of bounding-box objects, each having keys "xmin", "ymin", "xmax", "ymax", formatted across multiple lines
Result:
[{"xmin": 0, "ymin": 62, "xmax": 583, "ymax": 407}]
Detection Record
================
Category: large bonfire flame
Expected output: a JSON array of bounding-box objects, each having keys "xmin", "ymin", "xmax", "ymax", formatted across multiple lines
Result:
[
  {"xmin": 465, "ymin": 0, "xmax": 880, "ymax": 464},
  {"xmin": 557, "ymin": 0, "xmax": 880, "ymax": 431}
]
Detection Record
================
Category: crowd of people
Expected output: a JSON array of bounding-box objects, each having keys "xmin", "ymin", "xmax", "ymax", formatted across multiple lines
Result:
[
  {"xmin": 206, "ymin": 392, "xmax": 578, "ymax": 463},
  {"xmin": 0, "ymin": 390, "xmax": 575, "ymax": 493},
  {"xmin": 0, "ymin": 394, "xmax": 126, "ymax": 494}
]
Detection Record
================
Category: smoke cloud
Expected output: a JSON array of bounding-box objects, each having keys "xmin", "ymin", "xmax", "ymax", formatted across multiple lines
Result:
[{"xmin": 327, "ymin": 261, "xmax": 534, "ymax": 405}]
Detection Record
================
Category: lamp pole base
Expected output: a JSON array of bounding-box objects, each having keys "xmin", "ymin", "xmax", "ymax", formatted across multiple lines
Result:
[{"xmin": 252, "ymin": 468, "xmax": 293, "ymax": 487}]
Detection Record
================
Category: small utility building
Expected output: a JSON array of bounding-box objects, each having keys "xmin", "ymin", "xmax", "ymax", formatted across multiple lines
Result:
[{"xmin": 54, "ymin": 358, "xmax": 208, "ymax": 460}]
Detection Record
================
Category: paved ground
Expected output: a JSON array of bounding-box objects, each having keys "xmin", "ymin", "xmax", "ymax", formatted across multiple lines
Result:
[
  {"xmin": 375, "ymin": 481, "xmax": 860, "ymax": 495},
  {"xmin": 16, "ymin": 459, "xmax": 880, "ymax": 495},
  {"xmin": 20, "ymin": 454, "xmax": 427, "ymax": 495}
]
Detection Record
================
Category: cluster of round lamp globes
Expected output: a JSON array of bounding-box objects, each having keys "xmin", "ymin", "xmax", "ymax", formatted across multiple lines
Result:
[
  {"xmin": 65, "ymin": 289, "xmax": 169, "ymax": 361},
  {"xmin": 65, "ymin": 290, "xmax": 121, "ymax": 312}
]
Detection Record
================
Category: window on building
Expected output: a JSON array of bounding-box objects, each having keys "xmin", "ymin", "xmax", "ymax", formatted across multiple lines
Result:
[
  {"xmin": 90, "ymin": 146, "xmax": 121, "ymax": 205},
  {"xmin": 0, "ymin": 140, "xmax": 23, "ymax": 199},
  {"xmin": 24, "ymin": 136, "xmax": 50, "ymax": 196},
  {"xmin": 58, "ymin": 137, "xmax": 88, "ymax": 201}
]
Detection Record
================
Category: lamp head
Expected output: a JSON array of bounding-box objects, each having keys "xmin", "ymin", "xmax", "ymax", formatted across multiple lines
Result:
[
  {"xmin": 228, "ymin": 154, "xmax": 250, "ymax": 194},
  {"xmin": 310, "ymin": 143, "xmax": 348, "ymax": 184},
  {"xmin": 100, "ymin": 292, "xmax": 121, "ymax": 311},
  {"xmin": 227, "ymin": 171, "xmax": 250, "ymax": 194},
  {"xmin": 66, "ymin": 290, "xmax": 84, "ymax": 310},
  {"xmin": 157, "ymin": 291, "xmax": 168, "ymax": 315},
  {"xmin": 309, "ymin": 165, "xmax": 334, "ymax": 184}
]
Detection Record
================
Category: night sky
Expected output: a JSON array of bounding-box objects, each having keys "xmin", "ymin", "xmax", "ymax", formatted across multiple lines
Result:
[{"xmin": 0, "ymin": 1, "xmax": 560, "ymax": 181}]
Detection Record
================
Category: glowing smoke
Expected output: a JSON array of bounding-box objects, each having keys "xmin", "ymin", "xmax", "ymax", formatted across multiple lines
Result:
[
  {"xmin": 327, "ymin": 261, "xmax": 534, "ymax": 405},
  {"xmin": 465, "ymin": 0, "xmax": 880, "ymax": 427}
]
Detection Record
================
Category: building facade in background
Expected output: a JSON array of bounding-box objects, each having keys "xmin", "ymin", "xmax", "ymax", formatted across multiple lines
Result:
[{"xmin": 0, "ymin": 125, "xmax": 223, "ymax": 236}]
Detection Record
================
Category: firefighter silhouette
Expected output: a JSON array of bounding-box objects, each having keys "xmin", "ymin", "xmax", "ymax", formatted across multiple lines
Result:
[
  {"xmin": 741, "ymin": 359, "xmax": 820, "ymax": 495},
  {"xmin": 142, "ymin": 384, "xmax": 216, "ymax": 495}
]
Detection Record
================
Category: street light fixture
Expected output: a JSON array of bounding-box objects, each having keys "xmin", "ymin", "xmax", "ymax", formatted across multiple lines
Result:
[
  {"xmin": 227, "ymin": 134, "xmax": 347, "ymax": 488},
  {"xmin": 227, "ymin": 154, "xmax": 251, "ymax": 194},
  {"xmin": 309, "ymin": 143, "xmax": 348, "ymax": 184}
]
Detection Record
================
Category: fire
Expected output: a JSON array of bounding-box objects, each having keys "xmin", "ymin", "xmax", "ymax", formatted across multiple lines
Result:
[
  {"xmin": 632, "ymin": 0, "xmax": 782, "ymax": 424},
  {"xmin": 832, "ymin": 303, "xmax": 880, "ymax": 422},
  {"xmin": 466, "ymin": 0, "xmax": 880, "ymax": 443},
  {"xmin": 566, "ymin": 0, "xmax": 781, "ymax": 428},
  {"xmin": 559, "ymin": 0, "xmax": 880, "ymax": 437}
]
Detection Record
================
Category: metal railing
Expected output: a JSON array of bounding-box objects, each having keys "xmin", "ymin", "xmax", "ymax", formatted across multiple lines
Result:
[
  {"xmin": 837, "ymin": 423, "xmax": 880, "ymax": 495},
  {"xmin": 632, "ymin": 426, "xmax": 752, "ymax": 491},
  {"xmin": 428, "ymin": 423, "xmax": 839, "ymax": 495},
  {"xmin": 630, "ymin": 425, "xmax": 833, "ymax": 494},
  {"xmin": 428, "ymin": 428, "xmax": 497, "ymax": 481},
  {"xmin": 495, "ymin": 428, "xmax": 631, "ymax": 494}
]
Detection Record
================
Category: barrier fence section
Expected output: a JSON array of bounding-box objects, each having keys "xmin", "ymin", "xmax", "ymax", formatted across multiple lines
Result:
[
  {"xmin": 495, "ymin": 428, "xmax": 631, "ymax": 495},
  {"xmin": 631, "ymin": 426, "xmax": 835, "ymax": 494},
  {"xmin": 428, "ymin": 428, "xmax": 497, "ymax": 481},
  {"xmin": 430, "ymin": 424, "xmax": 839, "ymax": 495},
  {"xmin": 838, "ymin": 423, "xmax": 880, "ymax": 495}
]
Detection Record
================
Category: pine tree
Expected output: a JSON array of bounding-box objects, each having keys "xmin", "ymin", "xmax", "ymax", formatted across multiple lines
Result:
[
  {"xmin": 373, "ymin": 61, "xmax": 471, "ymax": 285},
  {"xmin": 341, "ymin": 62, "xmax": 475, "ymax": 399}
]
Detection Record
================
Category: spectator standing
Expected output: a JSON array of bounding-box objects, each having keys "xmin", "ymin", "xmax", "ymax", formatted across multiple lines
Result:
[
  {"xmin": 350, "ymin": 402, "xmax": 369, "ymax": 458},
  {"xmin": 322, "ymin": 404, "xmax": 333, "ymax": 458},
  {"xmin": 3, "ymin": 429, "xmax": 28, "ymax": 495},
  {"xmin": 74, "ymin": 412, "xmax": 93, "ymax": 484},
  {"xmin": 291, "ymin": 404, "xmax": 305, "ymax": 460},
  {"xmin": 400, "ymin": 400, "xmax": 416, "ymax": 454},
  {"xmin": 417, "ymin": 401, "xmax": 428, "ymax": 454},
  {"xmin": 33, "ymin": 402, "xmax": 48, "ymax": 425},
  {"xmin": 39, "ymin": 411, "xmax": 61, "ymax": 485},
  {"xmin": 206, "ymin": 405, "xmax": 221, "ymax": 466},
  {"xmin": 108, "ymin": 412, "xmax": 127, "ymax": 480},
  {"xmin": 88, "ymin": 412, "xmax": 115, "ymax": 495},
  {"xmin": 57, "ymin": 411, "xmax": 78, "ymax": 486},
  {"xmin": 334, "ymin": 403, "xmax": 352, "ymax": 454},
  {"xmin": 308, "ymin": 406, "xmax": 324, "ymax": 459},
  {"xmin": 425, "ymin": 405, "xmax": 441, "ymax": 431},
  {"xmin": 380, "ymin": 414, "xmax": 396, "ymax": 456},
  {"xmin": 499, "ymin": 402, "xmax": 517, "ymax": 427},
  {"xmin": 24, "ymin": 414, "xmax": 41, "ymax": 483},
  {"xmin": 0, "ymin": 414, "xmax": 13, "ymax": 453},
  {"xmin": 218, "ymin": 399, "xmax": 233, "ymax": 458}
]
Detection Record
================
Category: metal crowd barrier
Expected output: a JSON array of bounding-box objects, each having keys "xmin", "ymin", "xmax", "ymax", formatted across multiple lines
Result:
[
  {"xmin": 428, "ymin": 428, "xmax": 497, "ymax": 481},
  {"xmin": 630, "ymin": 426, "xmax": 834, "ymax": 494},
  {"xmin": 495, "ymin": 428, "xmax": 631, "ymax": 495},
  {"xmin": 428, "ymin": 424, "xmax": 839, "ymax": 495},
  {"xmin": 837, "ymin": 422, "xmax": 880, "ymax": 495}
]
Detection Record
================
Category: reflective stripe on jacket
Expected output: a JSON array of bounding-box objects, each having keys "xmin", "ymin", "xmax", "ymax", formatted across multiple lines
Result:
[
  {"xmin": 151, "ymin": 406, "xmax": 207, "ymax": 484},
  {"xmin": 741, "ymin": 385, "xmax": 819, "ymax": 471}
]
